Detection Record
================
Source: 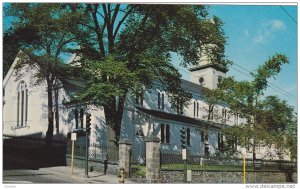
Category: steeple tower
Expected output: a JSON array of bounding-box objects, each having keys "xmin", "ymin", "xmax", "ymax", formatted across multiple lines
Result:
[{"xmin": 189, "ymin": 44, "xmax": 227, "ymax": 89}]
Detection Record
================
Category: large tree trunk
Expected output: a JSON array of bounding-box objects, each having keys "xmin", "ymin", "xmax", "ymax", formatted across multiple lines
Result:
[
  {"xmin": 103, "ymin": 95, "xmax": 126, "ymax": 162},
  {"xmin": 45, "ymin": 79, "xmax": 54, "ymax": 146}
]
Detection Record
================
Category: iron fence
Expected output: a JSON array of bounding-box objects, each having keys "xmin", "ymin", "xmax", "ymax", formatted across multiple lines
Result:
[
  {"xmin": 66, "ymin": 141, "xmax": 107, "ymax": 161},
  {"xmin": 160, "ymin": 151, "xmax": 296, "ymax": 171}
]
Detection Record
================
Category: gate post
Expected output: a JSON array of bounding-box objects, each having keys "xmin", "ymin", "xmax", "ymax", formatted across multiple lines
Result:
[
  {"xmin": 145, "ymin": 136, "xmax": 161, "ymax": 183},
  {"xmin": 118, "ymin": 138, "xmax": 132, "ymax": 176}
]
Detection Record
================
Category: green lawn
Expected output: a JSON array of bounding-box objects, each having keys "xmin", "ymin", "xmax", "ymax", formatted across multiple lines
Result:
[
  {"xmin": 130, "ymin": 163, "xmax": 295, "ymax": 175},
  {"xmin": 160, "ymin": 163, "xmax": 248, "ymax": 171}
]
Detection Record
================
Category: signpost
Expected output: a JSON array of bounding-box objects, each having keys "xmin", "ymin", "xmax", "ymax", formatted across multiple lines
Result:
[
  {"xmin": 253, "ymin": 159, "xmax": 262, "ymax": 170},
  {"xmin": 182, "ymin": 149, "xmax": 187, "ymax": 160},
  {"xmin": 242, "ymin": 148, "xmax": 246, "ymax": 184},
  {"xmin": 71, "ymin": 133, "xmax": 77, "ymax": 174}
]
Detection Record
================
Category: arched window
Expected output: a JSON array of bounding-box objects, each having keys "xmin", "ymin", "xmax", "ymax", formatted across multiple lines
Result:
[
  {"xmin": 158, "ymin": 92, "xmax": 161, "ymax": 109},
  {"xmin": 74, "ymin": 109, "xmax": 79, "ymax": 129},
  {"xmin": 193, "ymin": 101, "xmax": 196, "ymax": 117},
  {"xmin": 80, "ymin": 109, "xmax": 84, "ymax": 128},
  {"xmin": 160, "ymin": 123, "xmax": 170, "ymax": 144},
  {"xmin": 17, "ymin": 81, "xmax": 28, "ymax": 127},
  {"xmin": 161, "ymin": 93, "xmax": 164, "ymax": 110},
  {"xmin": 160, "ymin": 123, "xmax": 165, "ymax": 142},
  {"xmin": 196, "ymin": 102, "xmax": 199, "ymax": 117},
  {"xmin": 166, "ymin": 124, "xmax": 170, "ymax": 143}
]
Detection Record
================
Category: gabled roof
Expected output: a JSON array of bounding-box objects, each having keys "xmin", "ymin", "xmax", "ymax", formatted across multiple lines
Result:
[
  {"xmin": 137, "ymin": 106, "xmax": 227, "ymax": 129},
  {"xmin": 3, "ymin": 50, "xmax": 86, "ymax": 91},
  {"xmin": 3, "ymin": 50, "xmax": 29, "ymax": 87}
]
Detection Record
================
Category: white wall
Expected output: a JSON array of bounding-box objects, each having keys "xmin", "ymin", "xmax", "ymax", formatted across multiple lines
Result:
[{"xmin": 3, "ymin": 63, "xmax": 48, "ymax": 138}]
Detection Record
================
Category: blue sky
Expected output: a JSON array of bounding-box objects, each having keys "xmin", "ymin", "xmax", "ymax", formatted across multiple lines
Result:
[
  {"xmin": 3, "ymin": 3, "xmax": 297, "ymax": 111},
  {"xmin": 175, "ymin": 5, "xmax": 297, "ymax": 111}
]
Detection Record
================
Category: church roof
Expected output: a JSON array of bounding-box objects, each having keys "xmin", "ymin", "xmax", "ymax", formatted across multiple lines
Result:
[
  {"xmin": 60, "ymin": 78, "xmax": 86, "ymax": 90},
  {"xmin": 188, "ymin": 63, "xmax": 228, "ymax": 73},
  {"xmin": 180, "ymin": 79, "xmax": 204, "ymax": 94},
  {"xmin": 136, "ymin": 106, "xmax": 226, "ymax": 129}
]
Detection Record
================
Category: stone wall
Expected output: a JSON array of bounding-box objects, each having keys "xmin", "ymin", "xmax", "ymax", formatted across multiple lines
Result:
[
  {"xmin": 160, "ymin": 170, "xmax": 297, "ymax": 183},
  {"xmin": 66, "ymin": 155, "xmax": 119, "ymax": 175},
  {"xmin": 119, "ymin": 139, "xmax": 132, "ymax": 176},
  {"xmin": 145, "ymin": 137, "xmax": 161, "ymax": 183}
]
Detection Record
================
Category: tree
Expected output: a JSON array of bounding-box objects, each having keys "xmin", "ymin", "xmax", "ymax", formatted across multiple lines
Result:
[
  {"xmin": 68, "ymin": 4, "xmax": 229, "ymax": 159},
  {"xmin": 3, "ymin": 31, "xmax": 20, "ymax": 78},
  {"xmin": 213, "ymin": 54, "xmax": 295, "ymax": 159},
  {"xmin": 201, "ymin": 86, "xmax": 227, "ymax": 121},
  {"xmin": 5, "ymin": 3, "xmax": 82, "ymax": 145}
]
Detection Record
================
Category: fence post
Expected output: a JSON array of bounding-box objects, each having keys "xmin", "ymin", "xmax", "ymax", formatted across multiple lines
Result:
[
  {"xmin": 118, "ymin": 138, "xmax": 132, "ymax": 177},
  {"xmin": 145, "ymin": 136, "xmax": 160, "ymax": 183}
]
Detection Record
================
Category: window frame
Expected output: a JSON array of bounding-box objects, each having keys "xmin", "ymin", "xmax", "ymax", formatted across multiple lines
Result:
[
  {"xmin": 160, "ymin": 123, "xmax": 170, "ymax": 144},
  {"xmin": 17, "ymin": 81, "xmax": 28, "ymax": 127},
  {"xmin": 158, "ymin": 92, "xmax": 161, "ymax": 109},
  {"xmin": 196, "ymin": 102, "xmax": 199, "ymax": 117}
]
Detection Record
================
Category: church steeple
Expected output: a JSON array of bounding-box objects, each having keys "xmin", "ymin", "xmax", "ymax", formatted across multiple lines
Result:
[{"xmin": 189, "ymin": 44, "xmax": 227, "ymax": 89}]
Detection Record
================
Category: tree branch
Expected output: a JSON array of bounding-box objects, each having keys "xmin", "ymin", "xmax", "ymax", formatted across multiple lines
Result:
[
  {"xmin": 89, "ymin": 4, "xmax": 105, "ymax": 57},
  {"xmin": 54, "ymin": 33, "xmax": 66, "ymax": 59},
  {"xmin": 113, "ymin": 6, "xmax": 133, "ymax": 39},
  {"xmin": 96, "ymin": 10, "xmax": 105, "ymax": 20},
  {"xmin": 55, "ymin": 37, "xmax": 76, "ymax": 60},
  {"xmin": 111, "ymin": 4, "xmax": 120, "ymax": 26}
]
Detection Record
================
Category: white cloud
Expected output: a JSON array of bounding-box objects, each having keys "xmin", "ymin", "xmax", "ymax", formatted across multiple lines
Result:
[
  {"xmin": 270, "ymin": 20, "xmax": 286, "ymax": 30},
  {"xmin": 252, "ymin": 19, "xmax": 286, "ymax": 44},
  {"xmin": 253, "ymin": 31, "xmax": 264, "ymax": 43}
]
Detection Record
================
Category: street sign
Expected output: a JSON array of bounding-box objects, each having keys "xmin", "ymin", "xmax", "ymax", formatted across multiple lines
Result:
[
  {"xmin": 71, "ymin": 133, "xmax": 77, "ymax": 141},
  {"xmin": 182, "ymin": 149, "xmax": 187, "ymax": 160},
  {"xmin": 253, "ymin": 159, "xmax": 262, "ymax": 170}
]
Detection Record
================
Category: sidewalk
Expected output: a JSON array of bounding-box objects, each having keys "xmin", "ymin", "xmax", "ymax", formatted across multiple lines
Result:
[{"xmin": 39, "ymin": 166, "xmax": 137, "ymax": 184}]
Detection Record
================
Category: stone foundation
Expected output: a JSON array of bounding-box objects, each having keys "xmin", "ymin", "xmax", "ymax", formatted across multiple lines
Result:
[{"xmin": 160, "ymin": 170, "xmax": 297, "ymax": 183}]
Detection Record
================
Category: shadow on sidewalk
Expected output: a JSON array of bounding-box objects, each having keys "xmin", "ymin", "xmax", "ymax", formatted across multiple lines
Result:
[{"xmin": 3, "ymin": 135, "xmax": 67, "ymax": 170}]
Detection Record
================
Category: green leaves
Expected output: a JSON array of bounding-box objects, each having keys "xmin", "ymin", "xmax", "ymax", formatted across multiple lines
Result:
[
  {"xmin": 251, "ymin": 54, "xmax": 289, "ymax": 95},
  {"xmin": 208, "ymin": 54, "xmax": 295, "ymax": 159},
  {"xmin": 75, "ymin": 4, "xmax": 225, "ymax": 107},
  {"xmin": 5, "ymin": 3, "xmax": 230, "ymax": 145},
  {"xmin": 257, "ymin": 96, "xmax": 294, "ymax": 132}
]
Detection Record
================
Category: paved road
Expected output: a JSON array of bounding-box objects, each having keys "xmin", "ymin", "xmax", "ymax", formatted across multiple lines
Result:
[
  {"xmin": 3, "ymin": 161, "xmax": 137, "ymax": 184},
  {"xmin": 3, "ymin": 169, "xmax": 76, "ymax": 183}
]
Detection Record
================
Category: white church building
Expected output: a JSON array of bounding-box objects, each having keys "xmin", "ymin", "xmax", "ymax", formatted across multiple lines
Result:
[{"xmin": 2, "ymin": 50, "xmax": 290, "ymax": 162}]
